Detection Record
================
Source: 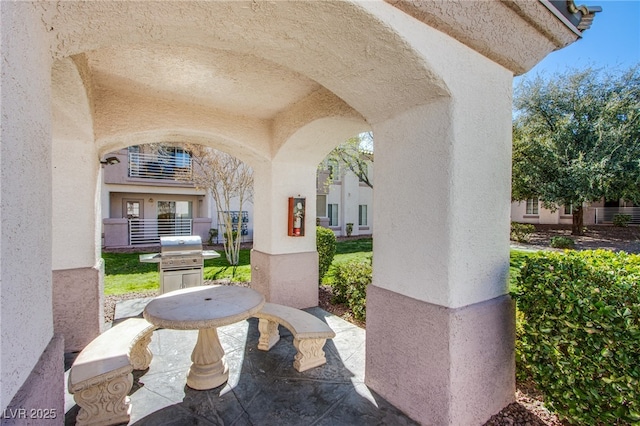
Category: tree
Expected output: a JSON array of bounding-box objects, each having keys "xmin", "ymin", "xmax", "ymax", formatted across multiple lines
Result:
[
  {"xmin": 512, "ymin": 66, "xmax": 640, "ymax": 235},
  {"xmin": 324, "ymin": 132, "xmax": 373, "ymax": 188},
  {"xmin": 180, "ymin": 144, "xmax": 253, "ymax": 265}
]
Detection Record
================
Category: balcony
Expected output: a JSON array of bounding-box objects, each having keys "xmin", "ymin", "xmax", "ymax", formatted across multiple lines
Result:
[
  {"xmin": 129, "ymin": 219, "xmax": 193, "ymax": 245},
  {"xmin": 129, "ymin": 151, "xmax": 192, "ymax": 181},
  {"xmin": 592, "ymin": 207, "xmax": 640, "ymax": 225}
]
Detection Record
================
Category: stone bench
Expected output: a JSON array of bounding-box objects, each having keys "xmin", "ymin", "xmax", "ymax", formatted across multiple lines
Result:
[
  {"xmin": 68, "ymin": 318, "xmax": 156, "ymax": 426},
  {"xmin": 253, "ymin": 303, "xmax": 336, "ymax": 372}
]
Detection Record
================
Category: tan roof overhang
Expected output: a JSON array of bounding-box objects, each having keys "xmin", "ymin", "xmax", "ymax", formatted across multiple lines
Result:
[{"xmin": 386, "ymin": 0, "xmax": 601, "ymax": 75}]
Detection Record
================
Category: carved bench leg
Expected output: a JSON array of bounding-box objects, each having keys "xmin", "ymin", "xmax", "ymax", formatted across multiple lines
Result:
[
  {"xmin": 257, "ymin": 318, "xmax": 280, "ymax": 351},
  {"xmin": 130, "ymin": 329, "xmax": 154, "ymax": 370},
  {"xmin": 72, "ymin": 366, "xmax": 134, "ymax": 426},
  {"xmin": 293, "ymin": 338, "xmax": 328, "ymax": 372}
]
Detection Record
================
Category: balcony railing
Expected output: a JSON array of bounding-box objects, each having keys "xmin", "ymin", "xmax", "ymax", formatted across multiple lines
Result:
[
  {"xmin": 592, "ymin": 207, "xmax": 640, "ymax": 225},
  {"xmin": 129, "ymin": 151, "xmax": 192, "ymax": 180},
  {"xmin": 128, "ymin": 219, "xmax": 193, "ymax": 245}
]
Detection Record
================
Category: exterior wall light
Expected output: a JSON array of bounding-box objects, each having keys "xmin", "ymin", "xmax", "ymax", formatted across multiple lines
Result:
[{"xmin": 100, "ymin": 157, "xmax": 120, "ymax": 165}]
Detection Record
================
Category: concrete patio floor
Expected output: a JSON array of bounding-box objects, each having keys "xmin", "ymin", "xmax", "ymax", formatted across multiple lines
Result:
[{"xmin": 64, "ymin": 299, "xmax": 417, "ymax": 425}]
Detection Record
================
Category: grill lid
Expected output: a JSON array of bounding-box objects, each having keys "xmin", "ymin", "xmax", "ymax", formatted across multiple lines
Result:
[{"xmin": 160, "ymin": 236, "xmax": 202, "ymax": 254}]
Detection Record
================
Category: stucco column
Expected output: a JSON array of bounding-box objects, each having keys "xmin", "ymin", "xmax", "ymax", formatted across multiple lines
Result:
[
  {"xmin": 250, "ymin": 161, "xmax": 318, "ymax": 308},
  {"xmin": 51, "ymin": 58, "xmax": 104, "ymax": 352},
  {"xmin": 365, "ymin": 78, "xmax": 515, "ymax": 423},
  {"xmin": 0, "ymin": 1, "xmax": 64, "ymax": 416}
]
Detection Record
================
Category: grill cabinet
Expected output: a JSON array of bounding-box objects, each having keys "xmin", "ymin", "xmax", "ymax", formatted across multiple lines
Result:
[{"xmin": 159, "ymin": 236, "xmax": 204, "ymax": 294}]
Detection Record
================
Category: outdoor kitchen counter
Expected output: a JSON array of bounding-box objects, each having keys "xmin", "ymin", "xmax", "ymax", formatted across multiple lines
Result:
[
  {"xmin": 143, "ymin": 285, "xmax": 265, "ymax": 390},
  {"xmin": 139, "ymin": 250, "xmax": 220, "ymax": 263}
]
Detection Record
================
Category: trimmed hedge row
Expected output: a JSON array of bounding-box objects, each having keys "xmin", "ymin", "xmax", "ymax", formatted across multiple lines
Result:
[{"xmin": 512, "ymin": 250, "xmax": 640, "ymax": 425}]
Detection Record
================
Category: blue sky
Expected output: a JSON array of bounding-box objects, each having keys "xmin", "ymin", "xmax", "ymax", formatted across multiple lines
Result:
[{"xmin": 517, "ymin": 0, "xmax": 639, "ymax": 80}]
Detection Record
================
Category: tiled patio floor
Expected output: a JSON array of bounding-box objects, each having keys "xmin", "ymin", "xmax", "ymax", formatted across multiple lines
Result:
[{"xmin": 64, "ymin": 300, "xmax": 417, "ymax": 425}]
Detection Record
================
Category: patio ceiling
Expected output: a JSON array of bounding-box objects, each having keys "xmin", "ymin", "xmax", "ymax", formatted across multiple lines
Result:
[{"xmin": 85, "ymin": 46, "xmax": 321, "ymax": 121}]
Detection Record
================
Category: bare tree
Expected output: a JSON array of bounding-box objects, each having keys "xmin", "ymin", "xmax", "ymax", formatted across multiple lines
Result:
[{"xmin": 179, "ymin": 144, "xmax": 253, "ymax": 265}]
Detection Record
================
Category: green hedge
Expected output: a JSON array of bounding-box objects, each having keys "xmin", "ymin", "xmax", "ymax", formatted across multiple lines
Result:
[
  {"xmin": 614, "ymin": 214, "xmax": 632, "ymax": 227},
  {"xmin": 511, "ymin": 222, "xmax": 535, "ymax": 243},
  {"xmin": 512, "ymin": 250, "xmax": 640, "ymax": 425},
  {"xmin": 331, "ymin": 257, "xmax": 372, "ymax": 321},
  {"xmin": 550, "ymin": 236, "xmax": 576, "ymax": 249},
  {"xmin": 316, "ymin": 226, "xmax": 336, "ymax": 283}
]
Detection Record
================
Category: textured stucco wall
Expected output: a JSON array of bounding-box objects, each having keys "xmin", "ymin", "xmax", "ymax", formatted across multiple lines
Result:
[
  {"xmin": 366, "ymin": 286, "xmax": 515, "ymax": 425},
  {"xmin": 386, "ymin": 0, "xmax": 579, "ymax": 75},
  {"xmin": 52, "ymin": 58, "xmax": 101, "ymax": 270},
  {"xmin": 371, "ymin": 8, "xmax": 513, "ymax": 308},
  {"xmin": 41, "ymin": 1, "xmax": 449, "ymax": 124},
  {"xmin": 1, "ymin": 335, "xmax": 64, "ymax": 425},
  {"xmin": 0, "ymin": 2, "xmax": 53, "ymax": 411},
  {"xmin": 252, "ymin": 161, "xmax": 318, "ymax": 255},
  {"xmin": 52, "ymin": 264, "xmax": 103, "ymax": 351}
]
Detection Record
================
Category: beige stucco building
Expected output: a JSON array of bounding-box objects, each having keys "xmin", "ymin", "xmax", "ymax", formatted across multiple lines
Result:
[
  {"xmin": 1, "ymin": 1, "xmax": 598, "ymax": 424},
  {"xmin": 512, "ymin": 198, "xmax": 640, "ymax": 226}
]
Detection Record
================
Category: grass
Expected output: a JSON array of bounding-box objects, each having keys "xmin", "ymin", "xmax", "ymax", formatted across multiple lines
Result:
[
  {"xmin": 103, "ymin": 239, "xmax": 534, "ymax": 295},
  {"xmin": 103, "ymin": 250, "xmax": 252, "ymax": 296}
]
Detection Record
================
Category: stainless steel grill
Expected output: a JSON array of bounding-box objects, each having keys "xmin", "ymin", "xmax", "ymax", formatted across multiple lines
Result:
[
  {"xmin": 159, "ymin": 236, "xmax": 204, "ymax": 294},
  {"xmin": 139, "ymin": 235, "xmax": 220, "ymax": 294}
]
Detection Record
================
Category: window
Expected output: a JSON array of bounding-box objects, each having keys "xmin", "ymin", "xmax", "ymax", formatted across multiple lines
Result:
[
  {"xmin": 563, "ymin": 204, "xmax": 573, "ymax": 215},
  {"xmin": 359, "ymin": 205, "xmax": 368, "ymax": 226},
  {"xmin": 525, "ymin": 198, "xmax": 539, "ymax": 215},
  {"xmin": 328, "ymin": 204, "xmax": 339, "ymax": 226},
  {"xmin": 316, "ymin": 195, "xmax": 327, "ymax": 217},
  {"xmin": 124, "ymin": 200, "xmax": 141, "ymax": 219},
  {"xmin": 157, "ymin": 201, "xmax": 192, "ymax": 220}
]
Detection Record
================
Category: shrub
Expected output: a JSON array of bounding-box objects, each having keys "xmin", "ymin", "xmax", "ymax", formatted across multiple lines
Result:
[
  {"xmin": 331, "ymin": 257, "xmax": 372, "ymax": 321},
  {"xmin": 316, "ymin": 226, "xmax": 336, "ymax": 283},
  {"xmin": 511, "ymin": 222, "xmax": 536, "ymax": 242},
  {"xmin": 346, "ymin": 223, "xmax": 354, "ymax": 237},
  {"xmin": 512, "ymin": 250, "xmax": 640, "ymax": 425},
  {"xmin": 613, "ymin": 214, "xmax": 632, "ymax": 227},
  {"xmin": 208, "ymin": 228, "xmax": 218, "ymax": 245},
  {"xmin": 550, "ymin": 236, "xmax": 575, "ymax": 249}
]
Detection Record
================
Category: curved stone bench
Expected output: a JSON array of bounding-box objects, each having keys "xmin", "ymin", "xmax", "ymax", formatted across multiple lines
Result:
[
  {"xmin": 253, "ymin": 303, "xmax": 336, "ymax": 372},
  {"xmin": 68, "ymin": 318, "xmax": 156, "ymax": 426}
]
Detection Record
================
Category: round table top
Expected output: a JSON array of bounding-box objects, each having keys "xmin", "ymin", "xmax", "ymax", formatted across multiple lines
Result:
[{"xmin": 143, "ymin": 285, "xmax": 265, "ymax": 330}]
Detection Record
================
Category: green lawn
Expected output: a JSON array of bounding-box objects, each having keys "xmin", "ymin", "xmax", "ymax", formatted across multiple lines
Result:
[
  {"xmin": 331, "ymin": 238, "xmax": 373, "ymax": 264},
  {"xmin": 103, "ymin": 250, "xmax": 252, "ymax": 295},
  {"xmin": 103, "ymin": 240, "xmax": 533, "ymax": 295}
]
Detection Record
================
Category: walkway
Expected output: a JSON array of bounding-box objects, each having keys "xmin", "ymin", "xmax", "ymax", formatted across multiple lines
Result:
[{"xmin": 64, "ymin": 300, "xmax": 416, "ymax": 425}]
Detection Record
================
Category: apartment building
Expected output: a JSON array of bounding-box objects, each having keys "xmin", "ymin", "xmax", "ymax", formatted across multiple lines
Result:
[
  {"xmin": 102, "ymin": 145, "xmax": 372, "ymax": 248},
  {"xmin": 101, "ymin": 145, "xmax": 253, "ymax": 248},
  {"xmin": 317, "ymin": 158, "xmax": 373, "ymax": 237},
  {"xmin": 511, "ymin": 198, "xmax": 640, "ymax": 225}
]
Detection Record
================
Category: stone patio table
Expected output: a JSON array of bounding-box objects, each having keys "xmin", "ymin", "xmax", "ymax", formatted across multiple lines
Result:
[{"xmin": 143, "ymin": 285, "xmax": 265, "ymax": 390}]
